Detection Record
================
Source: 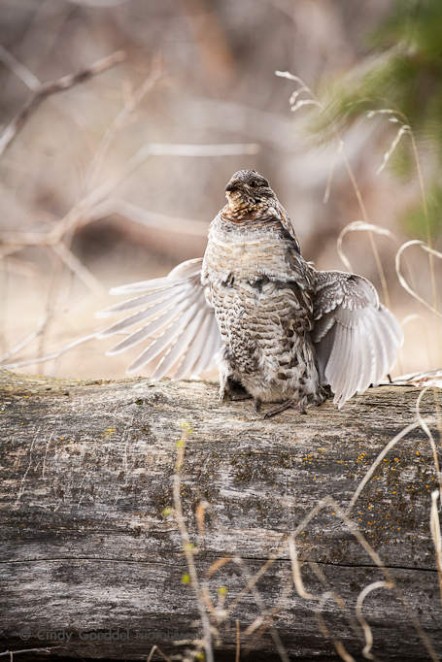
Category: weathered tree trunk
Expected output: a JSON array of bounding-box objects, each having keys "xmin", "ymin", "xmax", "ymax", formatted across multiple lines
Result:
[{"xmin": 1, "ymin": 370, "xmax": 441, "ymax": 662}]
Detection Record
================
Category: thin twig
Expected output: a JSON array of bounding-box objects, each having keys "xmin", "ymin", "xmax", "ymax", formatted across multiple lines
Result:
[
  {"xmin": 97, "ymin": 199, "xmax": 209, "ymax": 237},
  {"xmin": 0, "ymin": 320, "xmax": 46, "ymax": 363},
  {"xmin": 0, "ymin": 50, "xmax": 126, "ymax": 157},
  {"xmin": 52, "ymin": 242, "xmax": 104, "ymax": 295},
  {"xmin": 86, "ymin": 59, "xmax": 163, "ymax": 190},
  {"xmin": 1, "ymin": 332, "xmax": 98, "ymax": 370}
]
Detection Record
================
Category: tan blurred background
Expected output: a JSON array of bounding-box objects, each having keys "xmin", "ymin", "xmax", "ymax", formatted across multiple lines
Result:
[{"xmin": 0, "ymin": 0, "xmax": 440, "ymax": 379}]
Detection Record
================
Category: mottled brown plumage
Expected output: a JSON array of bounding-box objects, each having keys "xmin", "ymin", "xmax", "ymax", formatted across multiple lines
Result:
[{"xmin": 99, "ymin": 169, "xmax": 402, "ymax": 414}]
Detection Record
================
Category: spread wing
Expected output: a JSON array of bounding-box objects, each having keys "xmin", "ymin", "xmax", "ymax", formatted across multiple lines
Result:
[
  {"xmin": 97, "ymin": 258, "xmax": 222, "ymax": 378},
  {"xmin": 312, "ymin": 270, "xmax": 403, "ymax": 408}
]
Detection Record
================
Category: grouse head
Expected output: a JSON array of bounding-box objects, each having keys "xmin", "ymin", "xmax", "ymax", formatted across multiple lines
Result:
[{"xmin": 224, "ymin": 169, "xmax": 275, "ymax": 211}]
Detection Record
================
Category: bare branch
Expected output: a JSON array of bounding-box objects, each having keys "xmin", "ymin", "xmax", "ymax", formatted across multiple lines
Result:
[
  {"xmin": 86, "ymin": 59, "xmax": 164, "ymax": 189},
  {"xmin": 0, "ymin": 45, "xmax": 40, "ymax": 90},
  {"xmin": 97, "ymin": 199, "xmax": 208, "ymax": 237},
  {"xmin": 51, "ymin": 243, "xmax": 105, "ymax": 295},
  {"xmin": 0, "ymin": 50, "xmax": 126, "ymax": 158}
]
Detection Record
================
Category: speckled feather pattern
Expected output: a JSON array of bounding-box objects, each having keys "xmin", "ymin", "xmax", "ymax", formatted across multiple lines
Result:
[{"xmin": 202, "ymin": 212, "xmax": 324, "ymax": 408}]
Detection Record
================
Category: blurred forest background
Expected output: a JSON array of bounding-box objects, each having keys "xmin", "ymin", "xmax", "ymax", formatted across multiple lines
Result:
[{"xmin": 0, "ymin": 0, "xmax": 441, "ymax": 379}]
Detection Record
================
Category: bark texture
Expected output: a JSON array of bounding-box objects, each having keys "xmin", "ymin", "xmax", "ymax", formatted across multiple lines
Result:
[{"xmin": 0, "ymin": 370, "xmax": 441, "ymax": 662}]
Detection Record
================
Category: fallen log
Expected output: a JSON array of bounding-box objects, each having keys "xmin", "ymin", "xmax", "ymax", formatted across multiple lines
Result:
[{"xmin": 0, "ymin": 370, "xmax": 441, "ymax": 662}]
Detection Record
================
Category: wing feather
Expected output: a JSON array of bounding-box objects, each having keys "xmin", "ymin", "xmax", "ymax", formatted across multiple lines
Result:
[
  {"xmin": 129, "ymin": 299, "xmax": 202, "ymax": 374},
  {"xmin": 107, "ymin": 289, "xmax": 200, "ymax": 356},
  {"xmin": 98, "ymin": 258, "xmax": 222, "ymax": 378},
  {"xmin": 314, "ymin": 271, "xmax": 402, "ymax": 408},
  {"xmin": 172, "ymin": 311, "xmax": 212, "ymax": 379},
  {"xmin": 98, "ymin": 282, "xmax": 187, "ymax": 316}
]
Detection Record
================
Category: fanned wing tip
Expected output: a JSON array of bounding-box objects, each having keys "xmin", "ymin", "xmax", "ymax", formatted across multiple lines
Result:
[
  {"xmin": 328, "ymin": 308, "xmax": 403, "ymax": 408},
  {"xmin": 314, "ymin": 270, "xmax": 403, "ymax": 409},
  {"xmin": 96, "ymin": 258, "xmax": 221, "ymax": 380},
  {"xmin": 109, "ymin": 275, "xmax": 172, "ymax": 296}
]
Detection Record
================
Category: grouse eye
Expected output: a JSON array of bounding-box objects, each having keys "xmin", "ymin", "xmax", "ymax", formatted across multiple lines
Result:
[{"xmin": 250, "ymin": 179, "xmax": 266, "ymax": 188}]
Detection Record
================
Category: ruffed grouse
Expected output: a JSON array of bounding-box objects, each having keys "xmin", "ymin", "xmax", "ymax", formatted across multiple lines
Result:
[{"xmin": 99, "ymin": 169, "xmax": 402, "ymax": 414}]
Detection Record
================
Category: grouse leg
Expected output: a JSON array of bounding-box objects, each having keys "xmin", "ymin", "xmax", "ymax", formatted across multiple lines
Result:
[
  {"xmin": 262, "ymin": 400, "xmax": 295, "ymax": 418},
  {"xmin": 221, "ymin": 375, "xmax": 252, "ymax": 402}
]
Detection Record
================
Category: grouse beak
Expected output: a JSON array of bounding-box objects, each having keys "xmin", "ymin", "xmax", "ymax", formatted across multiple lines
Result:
[{"xmin": 225, "ymin": 182, "xmax": 240, "ymax": 193}]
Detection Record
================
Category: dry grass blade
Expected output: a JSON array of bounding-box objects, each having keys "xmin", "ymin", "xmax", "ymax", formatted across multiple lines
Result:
[
  {"xmin": 395, "ymin": 240, "xmax": 442, "ymax": 318},
  {"xmin": 346, "ymin": 420, "xmax": 423, "ymax": 514},
  {"xmin": 235, "ymin": 619, "xmax": 240, "ymax": 662},
  {"xmin": 288, "ymin": 535, "xmax": 316, "ymax": 600},
  {"xmin": 355, "ymin": 580, "xmax": 393, "ymax": 659},
  {"xmin": 375, "ymin": 124, "xmax": 410, "ymax": 175},
  {"xmin": 430, "ymin": 490, "xmax": 442, "ymax": 605},
  {"xmin": 290, "ymin": 99, "xmax": 322, "ymax": 112},
  {"xmin": 367, "ymin": 109, "xmax": 439, "ymax": 312},
  {"xmin": 225, "ymin": 495, "xmax": 439, "ymax": 661},
  {"xmin": 366, "ymin": 110, "xmax": 411, "ymax": 176},
  {"xmin": 313, "ymin": 604, "xmax": 356, "ymax": 662},
  {"xmin": 0, "ymin": 51, "xmax": 126, "ymax": 158},
  {"xmin": 288, "ymin": 537, "xmax": 358, "ymax": 661},
  {"xmin": 146, "ymin": 644, "xmax": 172, "ymax": 662},
  {"xmin": 231, "ymin": 557, "xmax": 290, "ymax": 662},
  {"xmin": 344, "ymin": 389, "xmax": 441, "ymax": 655},
  {"xmin": 337, "ymin": 221, "xmax": 395, "ymax": 273},
  {"xmin": 323, "ymin": 138, "xmax": 343, "ymax": 203},
  {"xmin": 206, "ymin": 557, "xmax": 233, "ymax": 579},
  {"xmin": 308, "ymin": 562, "xmax": 361, "ymax": 662},
  {"xmin": 195, "ymin": 500, "xmax": 209, "ymax": 540},
  {"xmin": 416, "ymin": 387, "xmax": 442, "ymax": 502},
  {"xmin": 321, "ymin": 499, "xmax": 439, "ymax": 662},
  {"xmin": 172, "ymin": 423, "xmax": 214, "ymax": 662},
  {"xmin": 333, "ymin": 642, "xmax": 356, "ymax": 662},
  {"xmin": 274, "ymin": 71, "xmax": 307, "ymax": 85},
  {"xmin": 275, "ymin": 69, "xmax": 391, "ymax": 305}
]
